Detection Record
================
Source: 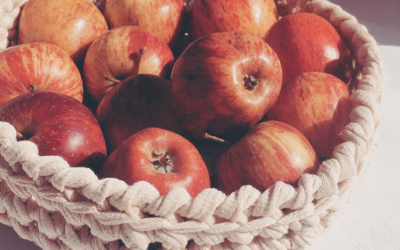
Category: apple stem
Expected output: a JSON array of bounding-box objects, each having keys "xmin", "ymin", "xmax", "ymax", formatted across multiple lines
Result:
[
  {"xmin": 243, "ymin": 74, "xmax": 258, "ymax": 90},
  {"xmin": 136, "ymin": 47, "xmax": 147, "ymax": 75},
  {"xmin": 29, "ymin": 85, "xmax": 38, "ymax": 92},
  {"xmin": 104, "ymin": 75, "xmax": 121, "ymax": 86},
  {"xmin": 203, "ymin": 133, "xmax": 231, "ymax": 145},
  {"xmin": 16, "ymin": 131, "xmax": 25, "ymax": 140}
]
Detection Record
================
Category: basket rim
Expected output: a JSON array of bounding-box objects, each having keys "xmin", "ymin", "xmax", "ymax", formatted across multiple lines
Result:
[{"xmin": 0, "ymin": 0, "xmax": 384, "ymax": 249}]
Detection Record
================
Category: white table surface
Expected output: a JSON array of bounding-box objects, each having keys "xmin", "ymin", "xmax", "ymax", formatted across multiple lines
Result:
[{"xmin": 0, "ymin": 0, "xmax": 399, "ymax": 249}]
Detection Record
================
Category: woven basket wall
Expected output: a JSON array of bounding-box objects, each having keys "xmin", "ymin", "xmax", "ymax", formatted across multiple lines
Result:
[{"xmin": 0, "ymin": 0, "xmax": 384, "ymax": 249}]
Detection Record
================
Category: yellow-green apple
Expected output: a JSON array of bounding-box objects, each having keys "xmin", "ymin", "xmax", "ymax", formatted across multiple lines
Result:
[
  {"xmin": 0, "ymin": 91, "xmax": 107, "ymax": 169},
  {"xmin": 97, "ymin": 74, "xmax": 180, "ymax": 153},
  {"xmin": 266, "ymin": 72, "xmax": 351, "ymax": 158},
  {"xmin": 18, "ymin": 0, "xmax": 108, "ymax": 63},
  {"xmin": 217, "ymin": 121, "xmax": 319, "ymax": 194},
  {"xmin": 104, "ymin": 0, "xmax": 185, "ymax": 48},
  {"xmin": 83, "ymin": 26, "xmax": 174, "ymax": 104},
  {"xmin": 0, "ymin": 43, "xmax": 83, "ymax": 109},
  {"xmin": 99, "ymin": 128, "xmax": 210, "ymax": 197},
  {"xmin": 190, "ymin": 0, "xmax": 278, "ymax": 41},
  {"xmin": 170, "ymin": 31, "xmax": 282, "ymax": 142},
  {"xmin": 265, "ymin": 13, "xmax": 353, "ymax": 82}
]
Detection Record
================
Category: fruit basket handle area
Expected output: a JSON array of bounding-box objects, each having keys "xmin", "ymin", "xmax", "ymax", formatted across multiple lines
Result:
[{"xmin": 0, "ymin": 0, "xmax": 384, "ymax": 250}]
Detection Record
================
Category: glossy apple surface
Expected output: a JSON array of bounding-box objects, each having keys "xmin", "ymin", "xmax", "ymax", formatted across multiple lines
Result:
[
  {"xmin": 190, "ymin": 0, "xmax": 278, "ymax": 41},
  {"xmin": 267, "ymin": 72, "xmax": 351, "ymax": 158},
  {"xmin": 265, "ymin": 13, "xmax": 353, "ymax": 82},
  {"xmin": 171, "ymin": 31, "xmax": 282, "ymax": 141},
  {"xmin": 84, "ymin": 26, "xmax": 174, "ymax": 104},
  {"xmin": 99, "ymin": 128, "xmax": 210, "ymax": 197},
  {"xmin": 104, "ymin": 0, "xmax": 185, "ymax": 48},
  {"xmin": 0, "ymin": 91, "xmax": 107, "ymax": 168},
  {"xmin": 19, "ymin": 0, "xmax": 108, "ymax": 63},
  {"xmin": 217, "ymin": 121, "xmax": 319, "ymax": 194},
  {"xmin": 0, "ymin": 43, "xmax": 83, "ymax": 109},
  {"xmin": 97, "ymin": 74, "xmax": 180, "ymax": 153}
]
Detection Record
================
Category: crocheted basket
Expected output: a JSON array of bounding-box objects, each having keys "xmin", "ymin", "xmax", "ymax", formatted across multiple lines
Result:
[{"xmin": 0, "ymin": 0, "xmax": 383, "ymax": 249}]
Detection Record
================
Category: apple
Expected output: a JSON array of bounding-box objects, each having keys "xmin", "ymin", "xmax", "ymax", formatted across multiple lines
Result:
[
  {"xmin": 0, "ymin": 43, "xmax": 83, "ymax": 109},
  {"xmin": 217, "ymin": 121, "xmax": 319, "ymax": 194},
  {"xmin": 99, "ymin": 128, "xmax": 210, "ymax": 197},
  {"xmin": 190, "ymin": 0, "xmax": 278, "ymax": 41},
  {"xmin": 172, "ymin": 31, "xmax": 192, "ymax": 59},
  {"xmin": 170, "ymin": 31, "xmax": 282, "ymax": 142},
  {"xmin": 0, "ymin": 91, "xmax": 107, "ymax": 169},
  {"xmin": 266, "ymin": 72, "xmax": 351, "ymax": 158},
  {"xmin": 83, "ymin": 26, "xmax": 174, "ymax": 104},
  {"xmin": 148, "ymin": 243, "xmax": 162, "ymax": 250},
  {"xmin": 191, "ymin": 139, "xmax": 231, "ymax": 187},
  {"xmin": 265, "ymin": 13, "xmax": 353, "ymax": 83},
  {"xmin": 104, "ymin": 0, "xmax": 185, "ymax": 48},
  {"xmin": 18, "ymin": 0, "xmax": 108, "ymax": 63},
  {"xmin": 97, "ymin": 74, "xmax": 180, "ymax": 153},
  {"xmin": 171, "ymin": 7, "xmax": 192, "ymax": 58}
]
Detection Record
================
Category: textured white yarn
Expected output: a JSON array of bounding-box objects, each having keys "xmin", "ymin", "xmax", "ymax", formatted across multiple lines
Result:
[{"xmin": 0, "ymin": 0, "xmax": 383, "ymax": 249}]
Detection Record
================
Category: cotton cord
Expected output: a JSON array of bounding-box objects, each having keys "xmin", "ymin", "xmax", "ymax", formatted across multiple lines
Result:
[{"xmin": 0, "ymin": 0, "xmax": 383, "ymax": 249}]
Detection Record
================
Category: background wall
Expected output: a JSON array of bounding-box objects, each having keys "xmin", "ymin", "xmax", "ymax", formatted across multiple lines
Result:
[{"xmin": 332, "ymin": 0, "xmax": 399, "ymax": 46}]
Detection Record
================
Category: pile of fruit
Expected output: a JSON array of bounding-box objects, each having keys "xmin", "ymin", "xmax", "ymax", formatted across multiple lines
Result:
[{"xmin": 0, "ymin": 0, "xmax": 354, "ymax": 198}]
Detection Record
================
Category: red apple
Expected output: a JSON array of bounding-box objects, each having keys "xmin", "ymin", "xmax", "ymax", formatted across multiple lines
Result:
[
  {"xmin": 172, "ymin": 32, "xmax": 192, "ymax": 59},
  {"xmin": 171, "ymin": 8, "xmax": 192, "ymax": 58},
  {"xmin": 0, "ymin": 91, "xmax": 107, "ymax": 169},
  {"xmin": 83, "ymin": 26, "xmax": 174, "ymax": 104},
  {"xmin": 265, "ymin": 13, "xmax": 353, "ymax": 83},
  {"xmin": 97, "ymin": 74, "xmax": 180, "ymax": 153},
  {"xmin": 171, "ymin": 31, "xmax": 282, "ymax": 141},
  {"xmin": 0, "ymin": 43, "xmax": 83, "ymax": 109},
  {"xmin": 191, "ymin": 139, "xmax": 231, "ymax": 187},
  {"xmin": 18, "ymin": 0, "xmax": 108, "ymax": 63},
  {"xmin": 148, "ymin": 243, "xmax": 162, "ymax": 250},
  {"xmin": 217, "ymin": 121, "xmax": 319, "ymax": 194},
  {"xmin": 190, "ymin": 0, "xmax": 278, "ymax": 41},
  {"xmin": 266, "ymin": 72, "xmax": 351, "ymax": 158},
  {"xmin": 99, "ymin": 128, "xmax": 210, "ymax": 197},
  {"xmin": 104, "ymin": 0, "xmax": 185, "ymax": 48}
]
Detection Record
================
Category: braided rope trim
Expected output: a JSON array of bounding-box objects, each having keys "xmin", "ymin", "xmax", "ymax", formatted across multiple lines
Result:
[
  {"xmin": 0, "ymin": 0, "xmax": 28, "ymax": 49},
  {"xmin": 0, "ymin": 0, "xmax": 384, "ymax": 249}
]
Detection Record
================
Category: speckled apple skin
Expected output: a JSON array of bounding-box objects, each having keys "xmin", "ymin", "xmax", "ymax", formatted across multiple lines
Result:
[
  {"xmin": 104, "ymin": 0, "xmax": 185, "ymax": 48},
  {"xmin": 0, "ymin": 91, "xmax": 107, "ymax": 169},
  {"xmin": 265, "ymin": 13, "xmax": 353, "ymax": 83},
  {"xmin": 267, "ymin": 72, "xmax": 351, "ymax": 158},
  {"xmin": 84, "ymin": 26, "xmax": 174, "ymax": 103},
  {"xmin": 19, "ymin": 0, "xmax": 108, "ymax": 63},
  {"xmin": 97, "ymin": 75, "xmax": 180, "ymax": 153},
  {"xmin": 0, "ymin": 43, "xmax": 83, "ymax": 109},
  {"xmin": 171, "ymin": 31, "xmax": 282, "ymax": 140},
  {"xmin": 217, "ymin": 121, "xmax": 319, "ymax": 194},
  {"xmin": 99, "ymin": 128, "xmax": 210, "ymax": 197},
  {"xmin": 190, "ymin": 0, "xmax": 278, "ymax": 41}
]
